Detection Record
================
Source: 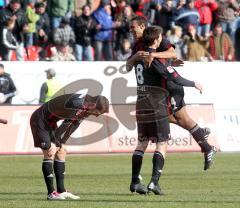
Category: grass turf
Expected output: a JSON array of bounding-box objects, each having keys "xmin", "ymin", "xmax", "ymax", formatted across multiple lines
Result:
[{"xmin": 0, "ymin": 153, "xmax": 239, "ymax": 208}]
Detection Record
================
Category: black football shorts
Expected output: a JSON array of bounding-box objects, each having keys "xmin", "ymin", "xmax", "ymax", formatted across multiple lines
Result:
[
  {"xmin": 136, "ymin": 94, "xmax": 170, "ymax": 143},
  {"xmin": 30, "ymin": 110, "xmax": 58, "ymax": 150},
  {"xmin": 168, "ymin": 94, "xmax": 186, "ymax": 114}
]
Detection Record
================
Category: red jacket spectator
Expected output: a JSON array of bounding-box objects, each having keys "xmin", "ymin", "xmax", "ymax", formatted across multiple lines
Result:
[{"xmin": 194, "ymin": 0, "xmax": 218, "ymax": 24}]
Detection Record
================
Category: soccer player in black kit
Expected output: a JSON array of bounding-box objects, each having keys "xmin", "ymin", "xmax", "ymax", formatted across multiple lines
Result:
[
  {"xmin": 130, "ymin": 26, "xmax": 204, "ymax": 195},
  {"xmin": 30, "ymin": 93, "xmax": 109, "ymax": 200}
]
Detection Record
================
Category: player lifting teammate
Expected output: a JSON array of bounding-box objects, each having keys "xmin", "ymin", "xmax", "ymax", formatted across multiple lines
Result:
[{"xmin": 30, "ymin": 94, "xmax": 109, "ymax": 200}]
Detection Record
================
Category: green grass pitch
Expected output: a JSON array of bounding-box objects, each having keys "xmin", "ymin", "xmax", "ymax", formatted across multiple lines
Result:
[{"xmin": 0, "ymin": 153, "xmax": 239, "ymax": 208}]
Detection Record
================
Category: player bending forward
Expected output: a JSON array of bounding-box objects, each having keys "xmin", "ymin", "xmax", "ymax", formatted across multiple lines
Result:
[{"xmin": 30, "ymin": 94, "xmax": 109, "ymax": 200}]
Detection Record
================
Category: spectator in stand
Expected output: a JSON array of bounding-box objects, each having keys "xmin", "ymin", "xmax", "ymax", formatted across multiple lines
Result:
[
  {"xmin": 53, "ymin": 17, "xmax": 75, "ymax": 47},
  {"xmin": 0, "ymin": 0, "xmax": 28, "ymax": 61},
  {"xmin": 116, "ymin": 38, "xmax": 132, "ymax": 60},
  {"xmin": 214, "ymin": 0, "xmax": 239, "ymax": 43},
  {"xmin": 76, "ymin": 0, "xmax": 95, "ymax": 15},
  {"xmin": 0, "ymin": 63, "xmax": 17, "ymax": 104},
  {"xmin": 112, "ymin": 0, "xmax": 128, "ymax": 17},
  {"xmin": 208, "ymin": 23, "xmax": 234, "ymax": 61},
  {"xmin": 47, "ymin": 0, "xmax": 74, "ymax": 29},
  {"xmin": 0, "ymin": 18, "xmax": 18, "ymax": 60},
  {"xmin": 155, "ymin": 0, "xmax": 175, "ymax": 34},
  {"xmin": 173, "ymin": 0, "xmax": 186, "ymax": 17},
  {"xmin": 19, "ymin": 0, "xmax": 28, "ymax": 11},
  {"xmin": 183, "ymin": 24, "xmax": 211, "ymax": 61},
  {"xmin": 93, "ymin": 0, "xmax": 121, "ymax": 61},
  {"xmin": 73, "ymin": 4, "xmax": 97, "ymax": 61},
  {"xmin": 50, "ymin": 41, "xmax": 76, "ymax": 61},
  {"xmin": 35, "ymin": 2, "xmax": 50, "ymax": 60},
  {"xmin": 24, "ymin": 0, "xmax": 39, "ymax": 47},
  {"xmin": 115, "ymin": 4, "xmax": 135, "ymax": 50},
  {"xmin": 174, "ymin": 0, "xmax": 199, "ymax": 34},
  {"xmin": 167, "ymin": 25, "xmax": 184, "ymax": 59},
  {"xmin": 194, "ymin": 0, "xmax": 218, "ymax": 38}
]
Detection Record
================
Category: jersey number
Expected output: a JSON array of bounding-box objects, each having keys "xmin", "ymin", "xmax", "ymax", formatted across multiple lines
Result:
[{"xmin": 136, "ymin": 63, "xmax": 144, "ymax": 84}]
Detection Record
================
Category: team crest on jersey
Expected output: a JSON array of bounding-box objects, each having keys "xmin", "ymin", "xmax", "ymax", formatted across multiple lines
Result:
[{"xmin": 167, "ymin": 66, "xmax": 175, "ymax": 73}]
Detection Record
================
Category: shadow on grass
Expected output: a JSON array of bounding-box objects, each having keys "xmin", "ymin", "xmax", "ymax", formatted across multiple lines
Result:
[
  {"xmin": 0, "ymin": 192, "xmax": 44, "ymax": 195},
  {"xmin": 1, "ymin": 192, "xmax": 240, "ymax": 204},
  {"xmin": 10, "ymin": 198, "xmax": 240, "ymax": 204}
]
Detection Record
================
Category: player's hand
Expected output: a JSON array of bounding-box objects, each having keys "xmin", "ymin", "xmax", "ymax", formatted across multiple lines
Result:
[
  {"xmin": 172, "ymin": 59, "xmax": 184, "ymax": 67},
  {"xmin": 143, "ymin": 54, "xmax": 154, "ymax": 68},
  {"xmin": 47, "ymin": 143, "xmax": 57, "ymax": 157},
  {"xmin": 194, "ymin": 82, "xmax": 203, "ymax": 94},
  {"xmin": 137, "ymin": 51, "xmax": 150, "ymax": 59}
]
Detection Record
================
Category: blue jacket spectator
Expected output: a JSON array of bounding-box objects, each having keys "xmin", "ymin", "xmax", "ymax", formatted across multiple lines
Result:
[
  {"xmin": 93, "ymin": 6, "xmax": 113, "ymax": 41},
  {"xmin": 175, "ymin": 0, "xmax": 199, "ymax": 33}
]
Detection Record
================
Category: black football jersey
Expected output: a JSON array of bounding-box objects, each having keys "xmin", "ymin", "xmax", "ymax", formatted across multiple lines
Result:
[{"xmin": 40, "ymin": 94, "xmax": 87, "ymax": 123}]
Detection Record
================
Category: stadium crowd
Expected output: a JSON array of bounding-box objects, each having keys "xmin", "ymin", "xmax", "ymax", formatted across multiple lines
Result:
[{"xmin": 0, "ymin": 0, "xmax": 240, "ymax": 61}]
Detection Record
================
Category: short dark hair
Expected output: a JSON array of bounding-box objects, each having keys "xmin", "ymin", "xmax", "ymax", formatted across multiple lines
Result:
[
  {"xmin": 143, "ymin": 26, "xmax": 163, "ymax": 47},
  {"xmin": 82, "ymin": 4, "xmax": 91, "ymax": 11},
  {"xmin": 130, "ymin": 16, "xmax": 148, "ymax": 28},
  {"xmin": 35, "ymin": 2, "xmax": 45, "ymax": 8},
  {"xmin": 10, "ymin": 0, "xmax": 20, "ymax": 4},
  {"xmin": 0, "ymin": 63, "xmax": 4, "ymax": 69},
  {"xmin": 4, "ymin": 18, "xmax": 15, "ymax": 27}
]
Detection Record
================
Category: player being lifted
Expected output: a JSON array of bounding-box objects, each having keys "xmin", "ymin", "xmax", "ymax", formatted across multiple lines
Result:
[
  {"xmin": 30, "ymin": 94, "xmax": 109, "ymax": 200},
  {"xmin": 130, "ymin": 26, "xmax": 206, "ymax": 195},
  {"xmin": 127, "ymin": 16, "xmax": 216, "ymax": 169}
]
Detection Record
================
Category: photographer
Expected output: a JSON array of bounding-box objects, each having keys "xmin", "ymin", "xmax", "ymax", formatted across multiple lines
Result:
[
  {"xmin": 72, "ymin": 4, "xmax": 98, "ymax": 61},
  {"xmin": 0, "ymin": 63, "xmax": 17, "ymax": 104}
]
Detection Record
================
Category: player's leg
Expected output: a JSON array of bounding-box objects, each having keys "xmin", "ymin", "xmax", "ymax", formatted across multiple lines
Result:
[
  {"xmin": 42, "ymin": 143, "xmax": 66, "ymax": 200},
  {"xmin": 130, "ymin": 101, "xmax": 151, "ymax": 194},
  {"xmin": 148, "ymin": 141, "xmax": 168, "ymax": 195},
  {"xmin": 173, "ymin": 106, "xmax": 212, "ymax": 151},
  {"xmin": 54, "ymin": 146, "xmax": 80, "ymax": 199},
  {"xmin": 30, "ymin": 113, "xmax": 64, "ymax": 200},
  {"xmin": 171, "ymin": 100, "xmax": 217, "ymax": 170},
  {"xmin": 147, "ymin": 115, "xmax": 170, "ymax": 195},
  {"xmin": 130, "ymin": 139, "xmax": 149, "ymax": 194}
]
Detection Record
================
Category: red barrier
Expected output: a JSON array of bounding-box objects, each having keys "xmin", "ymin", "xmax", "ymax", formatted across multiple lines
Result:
[{"xmin": 0, "ymin": 104, "xmax": 218, "ymax": 154}]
